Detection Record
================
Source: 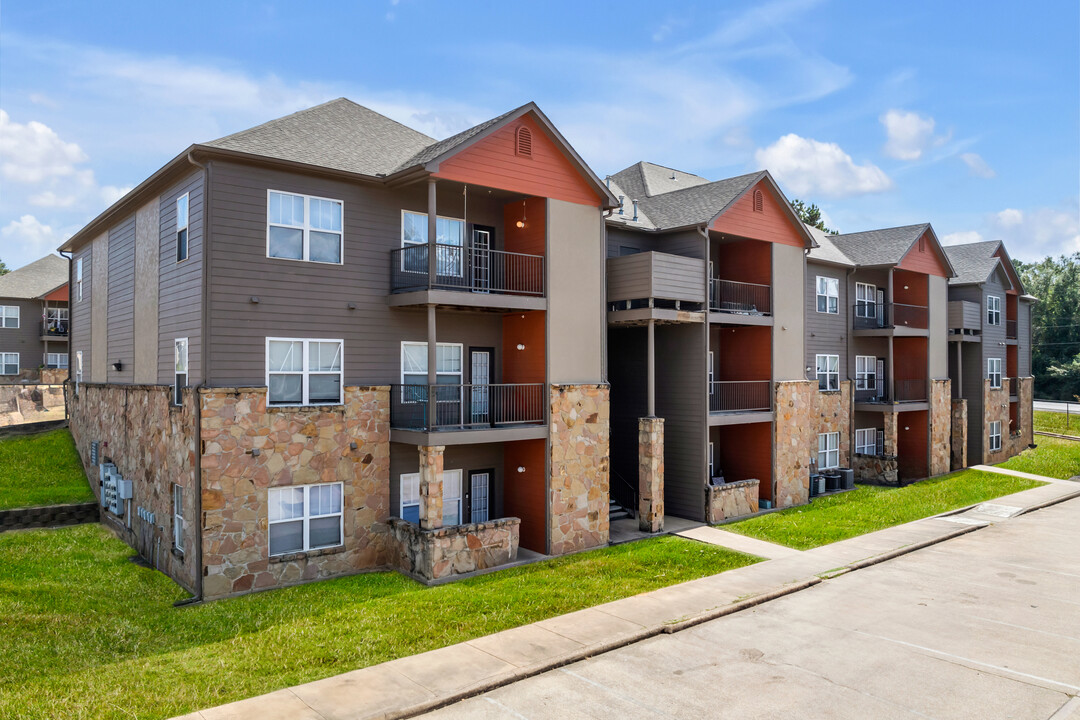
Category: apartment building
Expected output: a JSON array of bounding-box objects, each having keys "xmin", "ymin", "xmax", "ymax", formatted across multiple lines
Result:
[
  {"xmin": 604, "ymin": 163, "xmax": 817, "ymax": 526},
  {"xmin": 805, "ymin": 225, "xmax": 956, "ymax": 485},
  {"xmin": 0, "ymin": 254, "xmax": 70, "ymax": 382},
  {"xmin": 943, "ymin": 241, "xmax": 1035, "ymax": 466},
  {"xmin": 60, "ymin": 98, "xmax": 618, "ymax": 599}
]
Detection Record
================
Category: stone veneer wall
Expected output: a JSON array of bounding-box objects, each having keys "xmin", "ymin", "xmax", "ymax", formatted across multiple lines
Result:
[
  {"xmin": 386, "ymin": 517, "xmax": 519, "ymax": 581},
  {"xmin": 40, "ymin": 368, "xmax": 68, "ymax": 385},
  {"xmin": 199, "ymin": 386, "xmax": 390, "ymax": 599},
  {"xmin": 852, "ymin": 454, "xmax": 899, "ymax": 485},
  {"xmin": 705, "ymin": 479, "xmax": 759, "ymax": 523},
  {"xmin": 929, "ymin": 379, "xmax": 952, "ymax": 476},
  {"xmin": 637, "ymin": 417, "xmax": 663, "ymax": 533},
  {"xmin": 549, "ymin": 384, "xmax": 610, "ymax": 555},
  {"xmin": 66, "ymin": 383, "xmax": 199, "ymax": 593},
  {"xmin": 951, "ymin": 399, "xmax": 968, "ymax": 471},
  {"xmin": 773, "ymin": 380, "xmax": 850, "ymax": 509},
  {"xmin": 981, "ymin": 381, "xmax": 1013, "ymax": 466}
]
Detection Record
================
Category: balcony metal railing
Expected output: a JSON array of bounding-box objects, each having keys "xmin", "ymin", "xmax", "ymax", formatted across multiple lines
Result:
[
  {"xmin": 709, "ymin": 380, "xmax": 773, "ymax": 413},
  {"xmin": 390, "ymin": 244, "xmax": 544, "ymax": 297},
  {"xmin": 1008, "ymin": 377, "xmax": 1019, "ymax": 396},
  {"xmin": 709, "ymin": 278, "xmax": 771, "ymax": 316},
  {"xmin": 40, "ymin": 320, "xmax": 69, "ymax": 337},
  {"xmin": 852, "ymin": 302, "xmax": 929, "ymax": 330},
  {"xmin": 1006, "ymin": 319, "xmax": 1018, "ymax": 339},
  {"xmin": 893, "ymin": 379, "xmax": 928, "ymax": 403},
  {"xmin": 390, "ymin": 383, "xmax": 546, "ymax": 431},
  {"xmin": 854, "ymin": 377, "xmax": 887, "ymax": 403}
]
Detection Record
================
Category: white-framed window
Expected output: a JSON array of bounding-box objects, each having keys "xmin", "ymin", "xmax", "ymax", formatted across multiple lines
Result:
[
  {"xmin": 986, "ymin": 295, "xmax": 1001, "ymax": 326},
  {"xmin": 989, "ymin": 421, "xmax": 1002, "ymax": 452},
  {"xmin": 397, "ymin": 471, "xmax": 464, "ymax": 526},
  {"xmin": 267, "ymin": 190, "xmax": 343, "ymax": 264},
  {"xmin": 816, "ymin": 276, "xmax": 839, "ymax": 314},
  {"xmin": 443, "ymin": 469, "xmax": 463, "ymax": 526},
  {"xmin": 44, "ymin": 306, "xmax": 69, "ymax": 334},
  {"xmin": 855, "ymin": 428, "xmax": 877, "ymax": 456},
  {"xmin": 174, "ymin": 338, "xmax": 188, "ymax": 406},
  {"xmin": 75, "ymin": 350, "xmax": 83, "ymax": 394},
  {"xmin": 987, "ymin": 357, "xmax": 1002, "ymax": 389},
  {"xmin": 176, "ymin": 193, "xmax": 190, "ymax": 263},
  {"xmin": 268, "ymin": 482, "xmax": 343, "ymax": 556},
  {"xmin": 855, "ymin": 355, "xmax": 876, "ymax": 391},
  {"xmin": 816, "ymin": 354, "xmax": 839, "ymax": 391},
  {"xmin": 172, "ymin": 484, "xmax": 184, "ymax": 552},
  {"xmin": 76, "ymin": 258, "xmax": 83, "ymax": 302},
  {"xmin": 401, "ymin": 342, "xmax": 463, "ymax": 401},
  {"xmin": 266, "ymin": 338, "xmax": 343, "ymax": 406},
  {"xmin": 855, "ymin": 282, "xmax": 876, "ymax": 318},
  {"xmin": 818, "ymin": 432, "xmax": 840, "ymax": 469},
  {"xmin": 46, "ymin": 352, "xmax": 68, "ymax": 369},
  {"xmin": 0, "ymin": 353, "xmax": 18, "ymax": 375},
  {"xmin": 708, "ymin": 441, "xmax": 715, "ymax": 479},
  {"xmin": 401, "ymin": 210, "xmax": 465, "ymax": 277},
  {"xmin": 0, "ymin": 305, "xmax": 19, "ymax": 329},
  {"xmin": 400, "ymin": 473, "xmax": 420, "ymax": 524}
]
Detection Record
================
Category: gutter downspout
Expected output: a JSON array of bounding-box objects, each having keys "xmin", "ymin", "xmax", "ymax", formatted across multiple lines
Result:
[{"xmin": 59, "ymin": 249, "xmax": 73, "ymax": 422}]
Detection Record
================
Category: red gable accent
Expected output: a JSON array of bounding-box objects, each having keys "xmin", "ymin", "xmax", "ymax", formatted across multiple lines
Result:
[
  {"xmin": 41, "ymin": 284, "xmax": 69, "ymax": 302},
  {"xmin": 432, "ymin": 114, "xmax": 602, "ymax": 207},
  {"xmin": 897, "ymin": 231, "xmax": 949, "ymax": 277},
  {"xmin": 993, "ymin": 247, "xmax": 1021, "ymax": 295},
  {"xmin": 710, "ymin": 180, "xmax": 804, "ymax": 247}
]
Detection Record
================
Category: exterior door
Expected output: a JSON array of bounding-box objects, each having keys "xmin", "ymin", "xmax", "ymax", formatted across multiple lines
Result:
[
  {"xmin": 468, "ymin": 470, "xmax": 491, "ymax": 523},
  {"xmin": 472, "ymin": 227, "xmax": 492, "ymax": 293},
  {"xmin": 876, "ymin": 289, "xmax": 885, "ymax": 327},
  {"xmin": 876, "ymin": 358, "xmax": 885, "ymax": 399},
  {"xmin": 470, "ymin": 348, "xmax": 492, "ymax": 425}
]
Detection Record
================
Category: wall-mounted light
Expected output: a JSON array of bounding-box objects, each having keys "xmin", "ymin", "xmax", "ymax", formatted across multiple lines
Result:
[
  {"xmin": 904, "ymin": 426, "xmax": 910, "ymax": 431},
  {"xmin": 517, "ymin": 466, "xmax": 526, "ymax": 473},
  {"xmin": 347, "ymin": 302, "xmax": 357, "ymax": 310},
  {"xmin": 903, "ymin": 285, "xmax": 909, "ymax": 290},
  {"xmin": 516, "ymin": 343, "xmax": 526, "ymax": 351},
  {"xmin": 516, "ymin": 200, "xmax": 527, "ymax": 228},
  {"xmin": 112, "ymin": 360, "xmax": 123, "ymax": 371},
  {"xmin": 250, "ymin": 296, "xmax": 260, "ymax": 304}
]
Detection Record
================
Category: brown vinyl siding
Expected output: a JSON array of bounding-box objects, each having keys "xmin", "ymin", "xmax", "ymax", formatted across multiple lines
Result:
[
  {"xmin": 0, "ymin": 298, "xmax": 44, "ymax": 373},
  {"xmin": 159, "ymin": 170, "xmax": 205, "ymax": 385},
  {"xmin": 106, "ymin": 216, "xmax": 136, "ymax": 384},
  {"xmin": 72, "ymin": 244, "xmax": 92, "ymax": 377},
  {"xmin": 806, "ymin": 261, "xmax": 849, "ymax": 379},
  {"xmin": 606, "ymin": 226, "xmax": 662, "ymax": 258}
]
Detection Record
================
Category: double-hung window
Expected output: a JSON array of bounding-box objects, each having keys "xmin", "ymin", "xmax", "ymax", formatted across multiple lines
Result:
[
  {"xmin": 46, "ymin": 352, "xmax": 68, "ymax": 369},
  {"xmin": 266, "ymin": 338, "xmax": 344, "ymax": 406},
  {"xmin": 816, "ymin": 276, "xmax": 839, "ymax": 314},
  {"xmin": 401, "ymin": 210, "xmax": 465, "ymax": 277},
  {"xmin": 816, "ymin": 354, "xmax": 839, "ymax": 391},
  {"xmin": 855, "ymin": 282, "xmax": 876, "ymax": 319},
  {"xmin": 0, "ymin": 305, "xmax": 19, "ymax": 329},
  {"xmin": 176, "ymin": 193, "xmax": 189, "ymax": 262},
  {"xmin": 855, "ymin": 355, "xmax": 876, "ymax": 392},
  {"xmin": 268, "ymin": 483, "xmax": 343, "ymax": 556},
  {"xmin": 75, "ymin": 258, "xmax": 83, "ymax": 302},
  {"xmin": 267, "ymin": 190, "xmax": 343, "ymax": 264},
  {"xmin": 174, "ymin": 338, "xmax": 188, "ymax": 406},
  {"xmin": 986, "ymin": 295, "xmax": 1001, "ymax": 326},
  {"xmin": 400, "ymin": 342, "xmax": 463, "ymax": 404},
  {"xmin": 989, "ymin": 421, "xmax": 1002, "ymax": 452},
  {"xmin": 987, "ymin": 358, "xmax": 1002, "ymax": 389},
  {"xmin": 855, "ymin": 428, "xmax": 877, "ymax": 456},
  {"xmin": 0, "ymin": 353, "xmax": 18, "ymax": 375},
  {"xmin": 817, "ymin": 432, "xmax": 840, "ymax": 469},
  {"xmin": 172, "ymin": 484, "xmax": 184, "ymax": 552},
  {"xmin": 397, "ymin": 471, "xmax": 463, "ymax": 526},
  {"xmin": 442, "ymin": 469, "xmax": 463, "ymax": 526}
]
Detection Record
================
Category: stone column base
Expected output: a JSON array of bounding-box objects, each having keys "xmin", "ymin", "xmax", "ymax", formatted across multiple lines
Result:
[
  {"xmin": 951, "ymin": 398, "xmax": 968, "ymax": 471},
  {"xmin": 638, "ymin": 417, "xmax": 664, "ymax": 533}
]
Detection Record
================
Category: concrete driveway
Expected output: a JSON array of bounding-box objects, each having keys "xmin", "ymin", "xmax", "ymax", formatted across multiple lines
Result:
[{"xmin": 424, "ymin": 499, "xmax": 1080, "ymax": 720}]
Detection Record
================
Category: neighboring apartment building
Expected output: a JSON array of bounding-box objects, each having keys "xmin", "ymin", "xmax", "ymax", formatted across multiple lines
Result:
[
  {"xmin": 805, "ymin": 225, "xmax": 956, "ymax": 485},
  {"xmin": 0, "ymin": 254, "xmax": 70, "ymax": 382},
  {"xmin": 943, "ymin": 241, "xmax": 1035, "ymax": 466},
  {"xmin": 60, "ymin": 99, "xmax": 618, "ymax": 599},
  {"xmin": 604, "ymin": 163, "xmax": 817, "ymax": 525}
]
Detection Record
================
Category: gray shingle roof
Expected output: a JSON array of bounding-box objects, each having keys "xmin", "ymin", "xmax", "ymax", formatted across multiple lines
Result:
[
  {"xmin": 806, "ymin": 226, "xmax": 854, "ymax": 266},
  {"xmin": 943, "ymin": 240, "xmax": 1008, "ymax": 286},
  {"xmin": 0, "ymin": 254, "xmax": 68, "ymax": 299},
  {"xmin": 395, "ymin": 107, "xmax": 519, "ymax": 171},
  {"xmin": 828, "ymin": 224, "xmax": 930, "ymax": 266},
  {"xmin": 203, "ymin": 98, "xmax": 436, "ymax": 177},
  {"xmin": 608, "ymin": 164, "xmax": 763, "ymax": 231}
]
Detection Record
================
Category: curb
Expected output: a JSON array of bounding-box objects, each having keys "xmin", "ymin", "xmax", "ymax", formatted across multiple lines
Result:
[{"xmin": 1034, "ymin": 431, "xmax": 1080, "ymax": 442}]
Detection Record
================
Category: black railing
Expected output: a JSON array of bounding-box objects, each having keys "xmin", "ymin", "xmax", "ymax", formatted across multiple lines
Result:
[
  {"xmin": 852, "ymin": 302, "xmax": 929, "ymax": 330},
  {"xmin": 1008, "ymin": 377, "xmax": 1019, "ymax": 396},
  {"xmin": 894, "ymin": 379, "xmax": 928, "ymax": 403},
  {"xmin": 610, "ymin": 469, "xmax": 638, "ymax": 519},
  {"xmin": 40, "ymin": 320, "xmax": 68, "ymax": 337},
  {"xmin": 854, "ymin": 376, "xmax": 887, "ymax": 403},
  {"xmin": 709, "ymin": 381, "xmax": 772, "ymax": 412},
  {"xmin": 390, "ymin": 244, "xmax": 544, "ymax": 297},
  {"xmin": 1006, "ymin": 319, "xmax": 1018, "ymax": 339},
  {"xmin": 390, "ymin": 383, "xmax": 546, "ymax": 431},
  {"xmin": 709, "ymin": 278, "xmax": 771, "ymax": 315}
]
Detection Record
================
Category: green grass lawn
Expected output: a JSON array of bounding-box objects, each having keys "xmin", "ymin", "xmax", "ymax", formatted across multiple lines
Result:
[
  {"xmin": 998, "ymin": 436, "xmax": 1080, "ymax": 480},
  {"xmin": 1034, "ymin": 410, "xmax": 1080, "ymax": 438},
  {"xmin": 722, "ymin": 469, "xmax": 1043, "ymax": 550},
  {"xmin": 0, "ymin": 428, "xmax": 93, "ymax": 510},
  {"xmin": 0, "ymin": 524, "xmax": 759, "ymax": 720}
]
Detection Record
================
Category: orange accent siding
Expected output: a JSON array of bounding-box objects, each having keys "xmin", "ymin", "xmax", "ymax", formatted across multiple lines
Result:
[
  {"xmin": 502, "ymin": 311, "xmax": 545, "ymax": 384},
  {"xmin": 897, "ymin": 231, "xmax": 950, "ymax": 277},
  {"xmin": 715, "ymin": 325, "xmax": 771, "ymax": 380},
  {"xmin": 710, "ymin": 180, "xmax": 805, "ymax": 247},
  {"xmin": 503, "ymin": 197, "xmax": 546, "ymax": 256},
  {"xmin": 893, "ymin": 269, "xmax": 928, "ymax": 308},
  {"xmin": 434, "ymin": 114, "xmax": 601, "ymax": 206},
  {"xmin": 41, "ymin": 284, "xmax": 69, "ymax": 302},
  {"xmin": 503, "ymin": 438, "xmax": 547, "ymax": 552},
  {"xmin": 994, "ymin": 248, "xmax": 1021, "ymax": 295},
  {"xmin": 714, "ymin": 239, "xmax": 771, "ymax": 285},
  {"xmin": 713, "ymin": 423, "xmax": 772, "ymax": 498},
  {"xmin": 1007, "ymin": 344, "xmax": 1018, "ymax": 378},
  {"xmin": 897, "ymin": 410, "xmax": 929, "ymax": 480},
  {"xmin": 1006, "ymin": 294, "xmax": 1018, "ymax": 321},
  {"xmin": 893, "ymin": 337, "xmax": 928, "ymax": 382}
]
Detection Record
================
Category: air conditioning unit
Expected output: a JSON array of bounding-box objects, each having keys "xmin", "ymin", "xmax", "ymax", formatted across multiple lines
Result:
[{"xmin": 101, "ymin": 465, "xmax": 128, "ymax": 517}]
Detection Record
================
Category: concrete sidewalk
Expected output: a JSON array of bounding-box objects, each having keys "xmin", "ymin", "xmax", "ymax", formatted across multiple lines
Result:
[{"xmin": 174, "ymin": 478, "xmax": 1080, "ymax": 720}]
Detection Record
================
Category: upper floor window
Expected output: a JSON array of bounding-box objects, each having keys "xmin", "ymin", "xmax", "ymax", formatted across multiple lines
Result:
[
  {"xmin": 816, "ymin": 354, "xmax": 839, "ymax": 392},
  {"xmin": 986, "ymin": 295, "xmax": 1001, "ymax": 326},
  {"xmin": 401, "ymin": 342, "xmax": 462, "ymax": 400},
  {"xmin": 855, "ymin": 355, "xmax": 877, "ymax": 392},
  {"xmin": 267, "ymin": 190, "xmax": 343, "ymax": 264},
  {"xmin": 1, "ymin": 353, "xmax": 18, "ymax": 375},
  {"xmin": 987, "ymin": 357, "xmax": 1002, "ymax": 389},
  {"xmin": 401, "ymin": 211, "xmax": 464, "ymax": 277},
  {"xmin": 75, "ymin": 258, "xmax": 83, "ymax": 302},
  {"xmin": 176, "ymin": 193, "xmax": 189, "ymax": 262},
  {"xmin": 268, "ymin": 482, "xmax": 343, "ymax": 556},
  {"xmin": 174, "ymin": 338, "xmax": 188, "ymax": 406},
  {"xmin": 266, "ymin": 338, "xmax": 343, "ymax": 406},
  {"xmin": 0, "ymin": 305, "xmax": 19, "ymax": 329},
  {"xmin": 75, "ymin": 351, "xmax": 83, "ymax": 394},
  {"xmin": 816, "ymin": 276, "xmax": 839, "ymax": 314}
]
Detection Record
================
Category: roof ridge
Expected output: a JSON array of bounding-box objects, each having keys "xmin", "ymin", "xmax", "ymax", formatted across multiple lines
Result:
[{"xmin": 641, "ymin": 170, "xmax": 761, "ymax": 202}]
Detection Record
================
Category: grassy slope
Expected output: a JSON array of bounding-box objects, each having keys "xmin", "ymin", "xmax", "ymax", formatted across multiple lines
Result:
[
  {"xmin": 723, "ymin": 469, "xmax": 1042, "ymax": 550},
  {"xmin": 0, "ymin": 429, "xmax": 93, "ymax": 510},
  {"xmin": 1034, "ymin": 410, "xmax": 1080, "ymax": 438},
  {"xmin": 0, "ymin": 525, "xmax": 759, "ymax": 720},
  {"xmin": 999, "ymin": 436, "xmax": 1080, "ymax": 480}
]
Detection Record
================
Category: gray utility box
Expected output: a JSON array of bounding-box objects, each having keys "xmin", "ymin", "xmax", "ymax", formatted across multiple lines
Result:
[{"xmin": 100, "ymin": 463, "xmax": 132, "ymax": 517}]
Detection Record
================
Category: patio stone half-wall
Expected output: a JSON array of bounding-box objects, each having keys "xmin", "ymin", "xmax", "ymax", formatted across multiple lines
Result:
[
  {"xmin": 549, "ymin": 384, "xmax": 610, "ymax": 555},
  {"xmin": 386, "ymin": 516, "xmax": 520, "ymax": 582},
  {"xmin": 705, "ymin": 479, "xmax": 759, "ymax": 523}
]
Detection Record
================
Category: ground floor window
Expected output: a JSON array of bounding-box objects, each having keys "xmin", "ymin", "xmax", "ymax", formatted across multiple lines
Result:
[
  {"xmin": 399, "ymin": 469, "xmax": 464, "ymax": 526},
  {"xmin": 268, "ymin": 482, "xmax": 343, "ymax": 556},
  {"xmin": 855, "ymin": 428, "xmax": 877, "ymax": 456},
  {"xmin": 172, "ymin": 484, "xmax": 184, "ymax": 552},
  {"xmin": 817, "ymin": 431, "xmax": 840, "ymax": 469},
  {"xmin": 989, "ymin": 421, "xmax": 1002, "ymax": 452},
  {"xmin": 46, "ymin": 352, "xmax": 68, "ymax": 369},
  {"xmin": 0, "ymin": 353, "xmax": 18, "ymax": 375}
]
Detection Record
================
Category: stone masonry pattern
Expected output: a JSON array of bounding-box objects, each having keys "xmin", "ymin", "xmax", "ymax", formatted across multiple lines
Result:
[
  {"xmin": 638, "ymin": 417, "xmax": 664, "ymax": 533},
  {"xmin": 549, "ymin": 384, "xmax": 610, "ymax": 555},
  {"xmin": 386, "ymin": 517, "xmax": 519, "ymax": 581},
  {"xmin": 705, "ymin": 479, "xmax": 759, "ymax": 523},
  {"xmin": 773, "ymin": 380, "xmax": 850, "ymax": 509},
  {"xmin": 951, "ymin": 399, "xmax": 968, "ymax": 471},
  {"xmin": 930, "ymin": 379, "xmax": 952, "ymax": 476}
]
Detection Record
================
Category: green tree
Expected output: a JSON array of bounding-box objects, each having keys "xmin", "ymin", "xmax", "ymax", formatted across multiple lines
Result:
[
  {"xmin": 0, "ymin": 259, "xmax": 8, "ymax": 276},
  {"xmin": 791, "ymin": 199, "xmax": 838, "ymax": 234},
  {"xmin": 1015, "ymin": 252, "xmax": 1080, "ymax": 400}
]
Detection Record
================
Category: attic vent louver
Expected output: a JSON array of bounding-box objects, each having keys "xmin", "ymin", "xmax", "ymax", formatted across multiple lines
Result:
[
  {"xmin": 515, "ymin": 126, "xmax": 533, "ymax": 157},
  {"xmin": 753, "ymin": 189, "xmax": 764, "ymax": 213}
]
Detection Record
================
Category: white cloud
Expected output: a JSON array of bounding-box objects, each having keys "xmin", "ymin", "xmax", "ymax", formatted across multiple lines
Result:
[
  {"xmin": 990, "ymin": 206, "xmax": 1079, "ymax": 260},
  {"xmin": 960, "ymin": 152, "xmax": 995, "ymax": 179},
  {"xmin": 996, "ymin": 208, "xmax": 1023, "ymax": 227},
  {"xmin": 754, "ymin": 134, "xmax": 893, "ymax": 198},
  {"xmin": 942, "ymin": 230, "xmax": 984, "ymax": 245},
  {"xmin": 100, "ymin": 185, "xmax": 133, "ymax": 206},
  {"xmin": 1, "ymin": 214, "xmax": 62, "ymax": 252},
  {"xmin": 0, "ymin": 109, "xmax": 88, "ymax": 182},
  {"xmin": 880, "ymin": 109, "xmax": 946, "ymax": 161}
]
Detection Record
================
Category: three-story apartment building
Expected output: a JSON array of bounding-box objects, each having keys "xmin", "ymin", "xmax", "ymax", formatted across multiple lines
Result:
[
  {"xmin": 0, "ymin": 254, "xmax": 70, "ymax": 381},
  {"xmin": 60, "ymin": 99, "xmax": 618, "ymax": 599}
]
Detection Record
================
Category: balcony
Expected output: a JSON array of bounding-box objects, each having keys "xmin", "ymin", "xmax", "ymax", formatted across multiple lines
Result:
[
  {"xmin": 40, "ymin": 320, "xmax": 69, "ymax": 342},
  {"xmin": 852, "ymin": 302, "xmax": 928, "ymax": 335},
  {"xmin": 389, "ymin": 383, "xmax": 547, "ymax": 444},
  {"xmin": 1008, "ymin": 377, "xmax": 1019, "ymax": 397},
  {"xmin": 854, "ymin": 377, "xmax": 928, "ymax": 408},
  {"xmin": 709, "ymin": 279, "xmax": 772, "ymax": 325},
  {"xmin": 389, "ymin": 244, "xmax": 545, "ymax": 310},
  {"xmin": 948, "ymin": 300, "xmax": 981, "ymax": 340},
  {"xmin": 607, "ymin": 251, "xmax": 706, "ymax": 324},
  {"xmin": 1006, "ymin": 319, "xmax": 1018, "ymax": 340},
  {"xmin": 894, "ymin": 379, "xmax": 928, "ymax": 403},
  {"xmin": 709, "ymin": 381, "xmax": 773, "ymax": 425}
]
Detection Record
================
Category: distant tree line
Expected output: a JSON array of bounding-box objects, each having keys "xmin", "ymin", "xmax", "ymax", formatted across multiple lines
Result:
[
  {"xmin": 1015, "ymin": 252, "xmax": 1080, "ymax": 401},
  {"xmin": 791, "ymin": 199, "xmax": 838, "ymax": 235}
]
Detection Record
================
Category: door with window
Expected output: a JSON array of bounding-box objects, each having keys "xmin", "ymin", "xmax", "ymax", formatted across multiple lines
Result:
[
  {"xmin": 467, "ymin": 469, "xmax": 492, "ymax": 523},
  {"xmin": 472, "ymin": 227, "xmax": 493, "ymax": 293},
  {"xmin": 470, "ymin": 348, "xmax": 492, "ymax": 425}
]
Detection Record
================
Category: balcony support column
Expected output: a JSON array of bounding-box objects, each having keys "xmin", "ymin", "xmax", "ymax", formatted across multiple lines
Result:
[
  {"xmin": 427, "ymin": 178, "xmax": 437, "ymax": 287},
  {"xmin": 647, "ymin": 318, "xmax": 656, "ymax": 417},
  {"xmin": 638, "ymin": 417, "xmax": 664, "ymax": 533},
  {"xmin": 427, "ymin": 304, "xmax": 437, "ymax": 428},
  {"xmin": 418, "ymin": 444, "xmax": 445, "ymax": 530}
]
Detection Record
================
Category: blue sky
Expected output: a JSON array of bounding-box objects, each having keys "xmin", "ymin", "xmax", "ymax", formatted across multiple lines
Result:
[{"xmin": 1, "ymin": 0, "xmax": 1077, "ymax": 270}]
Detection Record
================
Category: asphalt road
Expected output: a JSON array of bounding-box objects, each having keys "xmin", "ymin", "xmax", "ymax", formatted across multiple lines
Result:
[
  {"xmin": 423, "ymin": 499, "xmax": 1080, "ymax": 720},
  {"xmin": 1034, "ymin": 400, "xmax": 1080, "ymax": 414}
]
